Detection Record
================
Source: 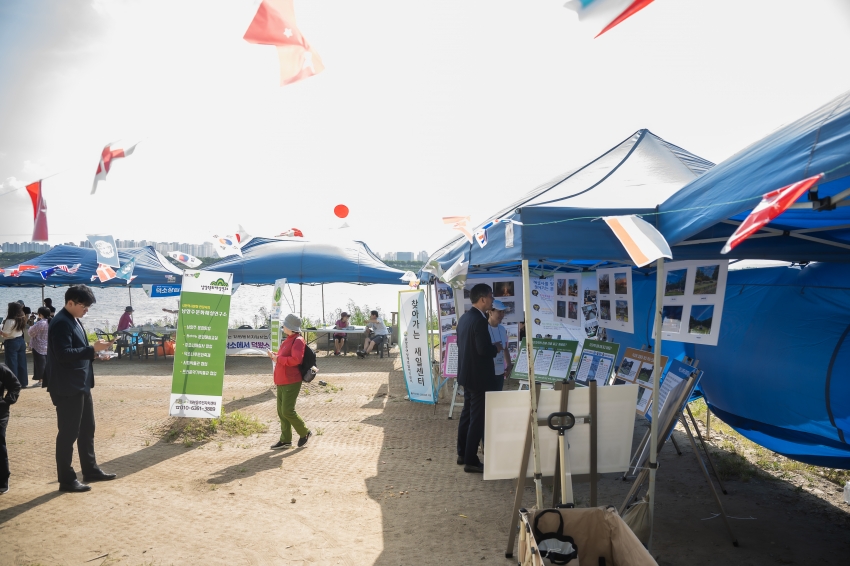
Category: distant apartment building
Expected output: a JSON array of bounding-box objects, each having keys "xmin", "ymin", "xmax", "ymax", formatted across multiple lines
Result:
[
  {"xmin": 395, "ymin": 251, "xmax": 414, "ymax": 261},
  {"xmin": 0, "ymin": 241, "xmax": 52, "ymax": 253},
  {"xmin": 416, "ymin": 250, "xmax": 429, "ymax": 262},
  {"xmin": 114, "ymin": 239, "xmax": 215, "ymax": 257}
]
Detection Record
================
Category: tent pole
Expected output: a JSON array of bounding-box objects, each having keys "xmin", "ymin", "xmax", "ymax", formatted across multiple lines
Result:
[
  {"xmin": 299, "ymin": 283, "xmax": 303, "ymax": 318},
  {"xmin": 41, "ymin": 286, "xmax": 44, "ymax": 304},
  {"xmin": 521, "ymin": 259, "xmax": 544, "ymax": 508},
  {"xmin": 321, "ymin": 284, "xmax": 325, "ymax": 326},
  {"xmin": 129, "ymin": 285, "xmax": 133, "ymax": 308},
  {"xmin": 647, "ymin": 257, "xmax": 665, "ymax": 552}
]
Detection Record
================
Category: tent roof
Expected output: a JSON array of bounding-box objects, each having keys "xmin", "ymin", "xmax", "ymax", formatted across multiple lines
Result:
[
  {"xmin": 0, "ymin": 245, "xmax": 182, "ymax": 287},
  {"xmin": 201, "ymin": 237, "xmax": 406, "ymax": 285},
  {"xmin": 427, "ymin": 129, "xmax": 713, "ymax": 273},
  {"xmin": 659, "ymin": 90, "xmax": 850, "ymax": 263}
]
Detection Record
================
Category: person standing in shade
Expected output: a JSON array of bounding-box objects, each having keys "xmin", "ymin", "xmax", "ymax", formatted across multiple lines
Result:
[
  {"xmin": 117, "ymin": 306, "xmax": 134, "ymax": 331},
  {"xmin": 266, "ymin": 314, "xmax": 313, "ymax": 450},
  {"xmin": 43, "ymin": 298, "xmax": 56, "ymax": 317},
  {"xmin": 28, "ymin": 307, "xmax": 51, "ymax": 387},
  {"xmin": 487, "ymin": 300, "xmax": 513, "ymax": 393},
  {"xmin": 0, "ymin": 362, "xmax": 21, "ymax": 494},
  {"xmin": 47, "ymin": 285, "xmax": 116, "ymax": 493},
  {"xmin": 1, "ymin": 302, "xmax": 28, "ymax": 388},
  {"xmin": 455, "ymin": 283, "xmax": 498, "ymax": 473}
]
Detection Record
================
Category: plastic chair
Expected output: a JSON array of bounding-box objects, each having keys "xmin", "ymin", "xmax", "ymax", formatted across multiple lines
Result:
[
  {"xmin": 115, "ymin": 331, "xmax": 140, "ymax": 360},
  {"xmin": 139, "ymin": 331, "xmax": 167, "ymax": 360}
]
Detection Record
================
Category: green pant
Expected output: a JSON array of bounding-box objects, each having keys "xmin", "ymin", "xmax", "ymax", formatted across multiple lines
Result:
[{"xmin": 276, "ymin": 382, "xmax": 309, "ymax": 443}]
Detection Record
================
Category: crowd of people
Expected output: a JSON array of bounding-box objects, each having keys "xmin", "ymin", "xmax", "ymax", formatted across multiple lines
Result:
[{"xmin": 1, "ymin": 285, "xmax": 116, "ymax": 495}]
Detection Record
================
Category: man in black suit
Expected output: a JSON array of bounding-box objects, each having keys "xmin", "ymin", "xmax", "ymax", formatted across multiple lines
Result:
[
  {"xmin": 47, "ymin": 285, "xmax": 116, "ymax": 493},
  {"xmin": 456, "ymin": 283, "xmax": 499, "ymax": 473}
]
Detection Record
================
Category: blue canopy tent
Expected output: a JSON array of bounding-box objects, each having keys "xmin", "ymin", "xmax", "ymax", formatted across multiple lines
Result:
[
  {"xmin": 202, "ymin": 236, "xmax": 405, "ymax": 285},
  {"xmin": 0, "ymin": 245, "xmax": 182, "ymax": 288},
  {"xmin": 659, "ymin": 90, "xmax": 850, "ymax": 263},
  {"xmin": 425, "ymin": 129, "xmax": 714, "ymax": 528}
]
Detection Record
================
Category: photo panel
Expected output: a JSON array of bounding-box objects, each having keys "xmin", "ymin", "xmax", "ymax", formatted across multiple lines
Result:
[
  {"xmin": 494, "ymin": 281, "xmax": 515, "ymax": 298},
  {"xmin": 462, "ymin": 277, "xmax": 524, "ymax": 324},
  {"xmin": 595, "ymin": 268, "xmax": 634, "ymax": 334},
  {"xmin": 654, "ymin": 260, "xmax": 728, "ymax": 346},
  {"xmin": 554, "ymin": 274, "xmax": 582, "ymax": 328}
]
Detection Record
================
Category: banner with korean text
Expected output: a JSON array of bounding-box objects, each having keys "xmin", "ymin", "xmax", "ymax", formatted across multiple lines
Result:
[
  {"xmin": 399, "ymin": 289, "xmax": 435, "ymax": 404},
  {"xmin": 270, "ymin": 278, "xmax": 287, "ymax": 351},
  {"xmin": 169, "ymin": 270, "xmax": 232, "ymax": 418}
]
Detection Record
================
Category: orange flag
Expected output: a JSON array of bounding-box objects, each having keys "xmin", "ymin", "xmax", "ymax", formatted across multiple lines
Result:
[{"xmin": 243, "ymin": 0, "xmax": 324, "ymax": 86}]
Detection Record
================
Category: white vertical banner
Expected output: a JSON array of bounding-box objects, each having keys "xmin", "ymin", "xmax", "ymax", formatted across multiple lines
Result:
[
  {"xmin": 399, "ymin": 289, "xmax": 435, "ymax": 404},
  {"xmin": 270, "ymin": 278, "xmax": 287, "ymax": 350}
]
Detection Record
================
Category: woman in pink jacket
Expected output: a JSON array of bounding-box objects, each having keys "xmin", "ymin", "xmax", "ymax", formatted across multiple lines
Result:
[{"xmin": 265, "ymin": 314, "xmax": 312, "ymax": 450}]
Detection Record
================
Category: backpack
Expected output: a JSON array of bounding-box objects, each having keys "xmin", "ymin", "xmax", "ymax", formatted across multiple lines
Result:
[{"xmin": 299, "ymin": 342, "xmax": 317, "ymax": 383}]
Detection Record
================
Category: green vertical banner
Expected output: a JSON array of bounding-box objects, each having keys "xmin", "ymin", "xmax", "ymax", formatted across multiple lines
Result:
[
  {"xmin": 270, "ymin": 278, "xmax": 287, "ymax": 351},
  {"xmin": 169, "ymin": 270, "xmax": 233, "ymax": 418}
]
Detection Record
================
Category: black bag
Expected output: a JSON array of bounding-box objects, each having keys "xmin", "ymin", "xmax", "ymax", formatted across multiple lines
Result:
[
  {"xmin": 299, "ymin": 344, "xmax": 317, "ymax": 383},
  {"xmin": 532, "ymin": 509, "xmax": 579, "ymax": 565}
]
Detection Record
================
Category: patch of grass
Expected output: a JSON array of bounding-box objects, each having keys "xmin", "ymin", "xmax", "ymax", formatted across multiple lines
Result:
[
  {"xmin": 315, "ymin": 427, "xmax": 324, "ymax": 436},
  {"xmin": 301, "ymin": 388, "xmax": 311, "ymax": 396},
  {"xmin": 322, "ymin": 383, "xmax": 343, "ymax": 393},
  {"xmin": 161, "ymin": 409, "xmax": 267, "ymax": 445},
  {"xmin": 325, "ymin": 398, "xmax": 333, "ymax": 403}
]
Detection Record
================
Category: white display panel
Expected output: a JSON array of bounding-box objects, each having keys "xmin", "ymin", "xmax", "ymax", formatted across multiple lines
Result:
[
  {"xmin": 596, "ymin": 267, "xmax": 634, "ymax": 334},
  {"xmin": 652, "ymin": 260, "xmax": 728, "ymax": 346},
  {"xmin": 483, "ymin": 385, "xmax": 638, "ymax": 480}
]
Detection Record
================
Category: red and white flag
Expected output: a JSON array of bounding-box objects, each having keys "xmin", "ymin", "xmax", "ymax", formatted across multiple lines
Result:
[
  {"xmin": 91, "ymin": 264, "xmax": 117, "ymax": 283},
  {"xmin": 603, "ymin": 215, "xmax": 672, "ymax": 267},
  {"xmin": 243, "ymin": 0, "xmax": 325, "ymax": 86},
  {"xmin": 91, "ymin": 141, "xmax": 141, "ymax": 194},
  {"xmin": 564, "ymin": 0, "xmax": 655, "ymax": 38},
  {"xmin": 236, "ymin": 224, "xmax": 252, "ymax": 246},
  {"xmin": 721, "ymin": 174, "xmax": 823, "ymax": 255},
  {"xmin": 25, "ymin": 180, "xmax": 49, "ymax": 242}
]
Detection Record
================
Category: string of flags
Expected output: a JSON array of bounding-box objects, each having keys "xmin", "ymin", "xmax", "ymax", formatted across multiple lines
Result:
[{"xmin": 40, "ymin": 264, "xmax": 81, "ymax": 280}]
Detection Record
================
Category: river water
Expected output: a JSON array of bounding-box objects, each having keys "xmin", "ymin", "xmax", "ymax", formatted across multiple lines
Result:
[{"xmin": 0, "ymin": 283, "xmax": 406, "ymax": 331}]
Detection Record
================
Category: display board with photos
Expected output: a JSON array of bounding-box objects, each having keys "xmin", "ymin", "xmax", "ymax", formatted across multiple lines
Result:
[
  {"xmin": 462, "ymin": 276, "xmax": 524, "ymax": 359},
  {"xmin": 614, "ymin": 347, "xmax": 670, "ymax": 415},
  {"xmin": 553, "ymin": 272, "xmax": 600, "ymax": 338},
  {"xmin": 575, "ymin": 339, "xmax": 621, "ymax": 387},
  {"xmin": 653, "ymin": 260, "xmax": 728, "ymax": 346},
  {"xmin": 642, "ymin": 359, "xmax": 703, "ymax": 425},
  {"xmin": 596, "ymin": 267, "xmax": 634, "ymax": 334},
  {"xmin": 511, "ymin": 337, "xmax": 579, "ymax": 384}
]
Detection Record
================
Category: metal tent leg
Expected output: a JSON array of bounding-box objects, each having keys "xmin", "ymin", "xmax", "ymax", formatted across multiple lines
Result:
[
  {"xmin": 686, "ymin": 405, "xmax": 728, "ymax": 494},
  {"xmin": 447, "ymin": 380, "xmax": 459, "ymax": 419}
]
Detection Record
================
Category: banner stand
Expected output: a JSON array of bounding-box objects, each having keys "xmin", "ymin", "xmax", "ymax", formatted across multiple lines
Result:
[{"xmin": 505, "ymin": 379, "xmax": 600, "ymax": 558}]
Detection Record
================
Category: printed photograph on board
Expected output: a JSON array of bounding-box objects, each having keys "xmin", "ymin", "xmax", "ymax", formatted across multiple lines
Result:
[
  {"xmin": 568, "ymin": 278, "xmax": 579, "ymax": 297},
  {"xmin": 439, "ymin": 301, "xmax": 456, "ymax": 316},
  {"xmin": 463, "ymin": 288, "xmax": 470, "ymax": 299},
  {"xmin": 665, "ymin": 269, "xmax": 687, "ymax": 296},
  {"xmin": 585, "ymin": 320, "xmax": 599, "ymax": 337},
  {"xmin": 557, "ymin": 278, "xmax": 567, "ymax": 296},
  {"xmin": 502, "ymin": 301, "xmax": 516, "ymax": 315},
  {"xmin": 599, "ymin": 273, "xmax": 610, "ymax": 295},
  {"xmin": 556, "ymin": 301, "xmax": 566, "ymax": 318},
  {"xmin": 619, "ymin": 357, "xmax": 637, "ymax": 379},
  {"xmin": 661, "ymin": 305, "xmax": 684, "ymax": 332},
  {"xmin": 494, "ymin": 281, "xmax": 515, "ymax": 297},
  {"xmin": 615, "ymin": 300, "xmax": 629, "ymax": 322},
  {"xmin": 582, "ymin": 303, "xmax": 597, "ymax": 321},
  {"xmin": 584, "ymin": 289, "xmax": 597, "ymax": 305},
  {"xmin": 694, "ymin": 265, "xmax": 720, "ymax": 295},
  {"xmin": 568, "ymin": 301, "xmax": 578, "ymax": 320},
  {"xmin": 600, "ymin": 299, "xmax": 611, "ymax": 321},
  {"xmin": 614, "ymin": 272, "xmax": 628, "ymax": 295},
  {"xmin": 637, "ymin": 364, "xmax": 654, "ymax": 384},
  {"xmin": 508, "ymin": 341, "xmax": 518, "ymax": 358},
  {"xmin": 689, "ymin": 305, "xmax": 715, "ymax": 335},
  {"xmin": 441, "ymin": 321, "xmax": 453, "ymax": 332}
]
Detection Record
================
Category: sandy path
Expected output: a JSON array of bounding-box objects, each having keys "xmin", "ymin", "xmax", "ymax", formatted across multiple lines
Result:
[{"xmin": 1, "ymin": 352, "xmax": 848, "ymax": 565}]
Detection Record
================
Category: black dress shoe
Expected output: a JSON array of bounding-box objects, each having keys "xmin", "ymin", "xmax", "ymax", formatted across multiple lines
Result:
[
  {"xmin": 0, "ymin": 480, "xmax": 8, "ymax": 494},
  {"xmin": 456, "ymin": 456, "xmax": 464, "ymax": 465},
  {"xmin": 59, "ymin": 480, "xmax": 91, "ymax": 493},
  {"xmin": 83, "ymin": 470, "xmax": 117, "ymax": 482},
  {"xmin": 463, "ymin": 463, "xmax": 484, "ymax": 474}
]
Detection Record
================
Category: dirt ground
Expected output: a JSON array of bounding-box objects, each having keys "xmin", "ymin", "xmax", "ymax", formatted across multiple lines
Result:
[{"xmin": 1, "ymin": 350, "xmax": 849, "ymax": 566}]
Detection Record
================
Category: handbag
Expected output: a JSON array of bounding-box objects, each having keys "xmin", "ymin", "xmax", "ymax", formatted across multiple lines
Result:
[{"xmin": 532, "ymin": 509, "xmax": 580, "ymax": 565}]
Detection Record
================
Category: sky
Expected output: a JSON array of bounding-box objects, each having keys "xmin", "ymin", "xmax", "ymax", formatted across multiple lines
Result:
[{"xmin": 1, "ymin": 0, "xmax": 849, "ymax": 258}]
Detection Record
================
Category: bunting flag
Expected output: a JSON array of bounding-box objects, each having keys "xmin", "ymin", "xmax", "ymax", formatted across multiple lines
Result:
[
  {"xmin": 25, "ymin": 180, "xmax": 49, "ymax": 242},
  {"xmin": 91, "ymin": 264, "xmax": 117, "ymax": 283},
  {"xmin": 564, "ymin": 0, "xmax": 655, "ymax": 38},
  {"xmin": 6, "ymin": 265, "xmax": 38, "ymax": 277},
  {"xmin": 91, "ymin": 141, "xmax": 141, "ymax": 194},
  {"xmin": 236, "ymin": 224, "xmax": 252, "ymax": 246},
  {"xmin": 442, "ymin": 216, "xmax": 474, "ymax": 244},
  {"xmin": 243, "ymin": 0, "xmax": 325, "ymax": 86},
  {"xmin": 169, "ymin": 251, "xmax": 202, "ymax": 268},
  {"xmin": 474, "ymin": 227, "xmax": 488, "ymax": 248},
  {"xmin": 603, "ymin": 215, "xmax": 672, "ymax": 267},
  {"xmin": 40, "ymin": 263, "xmax": 82, "ymax": 279},
  {"xmin": 279, "ymin": 228, "xmax": 303, "ymax": 237},
  {"xmin": 721, "ymin": 174, "xmax": 824, "ymax": 255},
  {"xmin": 115, "ymin": 258, "xmax": 136, "ymax": 282},
  {"xmin": 211, "ymin": 234, "xmax": 243, "ymax": 258},
  {"xmin": 86, "ymin": 234, "xmax": 121, "ymax": 268}
]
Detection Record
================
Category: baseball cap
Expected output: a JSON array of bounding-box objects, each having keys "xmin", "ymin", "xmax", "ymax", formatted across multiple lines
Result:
[{"xmin": 491, "ymin": 300, "xmax": 506, "ymax": 311}]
